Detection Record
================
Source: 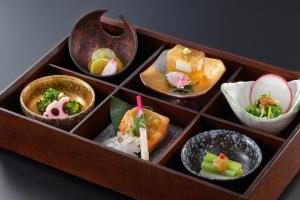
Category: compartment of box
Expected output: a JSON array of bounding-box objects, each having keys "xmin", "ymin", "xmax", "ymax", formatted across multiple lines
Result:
[
  {"xmin": 0, "ymin": 65, "xmax": 116, "ymax": 131},
  {"xmin": 51, "ymin": 22, "xmax": 165, "ymax": 85},
  {"xmin": 204, "ymin": 67, "xmax": 300, "ymax": 139},
  {"xmin": 123, "ymin": 44, "xmax": 241, "ymax": 111},
  {"xmin": 158, "ymin": 115, "xmax": 283, "ymax": 194},
  {"xmin": 71, "ymin": 88, "xmax": 197, "ymax": 162}
]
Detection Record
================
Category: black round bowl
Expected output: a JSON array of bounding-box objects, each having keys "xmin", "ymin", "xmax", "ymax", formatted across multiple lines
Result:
[{"xmin": 181, "ymin": 129, "xmax": 262, "ymax": 181}]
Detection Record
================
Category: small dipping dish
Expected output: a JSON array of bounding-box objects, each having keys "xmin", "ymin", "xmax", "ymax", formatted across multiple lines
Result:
[{"xmin": 181, "ymin": 129, "xmax": 262, "ymax": 181}]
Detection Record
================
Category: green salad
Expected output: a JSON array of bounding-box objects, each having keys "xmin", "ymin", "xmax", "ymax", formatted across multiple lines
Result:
[{"xmin": 245, "ymin": 94, "xmax": 282, "ymax": 119}]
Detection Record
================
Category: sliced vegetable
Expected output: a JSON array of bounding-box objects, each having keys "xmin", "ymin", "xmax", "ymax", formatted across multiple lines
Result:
[
  {"xmin": 250, "ymin": 74, "xmax": 292, "ymax": 112},
  {"xmin": 89, "ymin": 58, "xmax": 109, "ymax": 75},
  {"xmin": 89, "ymin": 48, "xmax": 123, "ymax": 75},
  {"xmin": 201, "ymin": 152, "xmax": 243, "ymax": 177},
  {"xmin": 102, "ymin": 131, "xmax": 140, "ymax": 157},
  {"xmin": 43, "ymin": 96, "xmax": 69, "ymax": 119},
  {"xmin": 101, "ymin": 59, "xmax": 118, "ymax": 76},
  {"xmin": 136, "ymin": 95, "xmax": 149, "ymax": 161},
  {"xmin": 201, "ymin": 161, "xmax": 239, "ymax": 177},
  {"xmin": 91, "ymin": 48, "xmax": 115, "ymax": 61}
]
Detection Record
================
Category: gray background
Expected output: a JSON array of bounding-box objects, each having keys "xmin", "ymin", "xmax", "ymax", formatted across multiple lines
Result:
[{"xmin": 0, "ymin": 0, "xmax": 299, "ymax": 199}]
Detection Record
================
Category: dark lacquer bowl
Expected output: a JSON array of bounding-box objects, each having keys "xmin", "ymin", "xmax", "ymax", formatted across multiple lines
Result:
[
  {"xmin": 20, "ymin": 75, "xmax": 95, "ymax": 130},
  {"xmin": 68, "ymin": 9, "xmax": 138, "ymax": 78},
  {"xmin": 181, "ymin": 129, "xmax": 262, "ymax": 181}
]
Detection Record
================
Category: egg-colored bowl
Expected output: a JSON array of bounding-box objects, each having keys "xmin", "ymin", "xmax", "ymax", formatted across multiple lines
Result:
[
  {"xmin": 20, "ymin": 75, "xmax": 95, "ymax": 130},
  {"xmin": 221, "ymin": 80, "xmax": 300, "ymax": 134}
]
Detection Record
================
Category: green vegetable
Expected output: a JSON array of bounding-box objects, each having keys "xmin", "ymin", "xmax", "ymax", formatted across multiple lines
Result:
[
  {"xmin": 165, "ymin": 78, "xmax": 193, "ymax": 94},
  {"xmin": 36, "ymin": 88, "xmax": 81, "ymax": 116},
  {"xmin": 201, "ymin": 161, "xmax": 240, "ymax": 177},
  {"xmin": 245, "ymin": 100, "xmax": 262, "ymax": 117},
  {"xmin": 110, "ymin": 96, "xmax": 133, "ymax": 131},
  {"xmin": 36, "ymin": 88, "xmax": 63, "ymax": 113},
  {"xmin": 173, "ymin": 84, "xmax": 193, "ymax": 94},
  {"xmin": 203, "ymin": 152, "xmax": 242, "ymax": 172},
  {"xmin": 128, "ymin": 113, "xmax": 146, "ymax": 136},
  {"xmin": 63, "ymin": 100, "xmax": 82, "ymax": 115},
  {"xmin": 245, "ymin": 94, "xmax": 282, "ymax": 119},
  {"xmin": 201, "ymin": 152, "xmax": 243, "ymax": 177}
]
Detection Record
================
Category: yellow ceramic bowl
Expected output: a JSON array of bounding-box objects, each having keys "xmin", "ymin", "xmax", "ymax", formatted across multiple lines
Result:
[{"xmin": 20, "ymin": 75, "xmax": 95, "ymax": 130}]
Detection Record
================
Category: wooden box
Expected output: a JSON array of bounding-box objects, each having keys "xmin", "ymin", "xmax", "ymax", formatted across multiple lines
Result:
[{"xmin": 0, "ymin": 16, "xmax": 299, "ymax": 200}]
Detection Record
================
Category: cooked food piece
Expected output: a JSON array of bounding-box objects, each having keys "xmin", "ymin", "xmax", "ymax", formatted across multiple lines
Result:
[
  {"xmin": 36, "ymin": 88, "xmax": 82, "ymax": 118},
  {"xmin": 246, "ymin": 94, "xmax": 283, "ymax": 119},
  {"xmin": 201, "ymin": 152, "xmax": 243, "ymax": 177},
  {"xmin": 119, "ymin": 107, "xmax": 169, "ymax": 152},
  {"xmin": 167, "ymin": 44, "xmax": 205, "ymax": 85},
  {"xmin": 88, "ymin": 48, "xmax": 123, "ymax": 76},
  {"xmin": 103, "ymin": 96, "xmax": 170, "ymax": 159}
]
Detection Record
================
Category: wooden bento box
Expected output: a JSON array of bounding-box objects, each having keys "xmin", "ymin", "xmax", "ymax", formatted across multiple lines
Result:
[{"xmin": 0, "ymin": 16, "xmax": 299, "ymax": 200}]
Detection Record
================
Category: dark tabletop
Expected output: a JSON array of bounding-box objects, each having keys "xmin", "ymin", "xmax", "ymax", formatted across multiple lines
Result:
[{"xmin": 0, "ymin": 0, "xmax": 299, "ymax": 199}]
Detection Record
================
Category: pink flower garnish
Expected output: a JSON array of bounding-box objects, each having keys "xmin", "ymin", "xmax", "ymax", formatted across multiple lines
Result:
[
  {"xmin": 166, "ymin": 72, "xmax": 191, "ymax": 89},
  {"xmin": 43, "ymin": 96, "xmax": 69, "ymax": 119}
]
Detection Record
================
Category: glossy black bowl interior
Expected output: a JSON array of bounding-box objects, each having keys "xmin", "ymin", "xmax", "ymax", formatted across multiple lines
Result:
[{"xmin": 181, "ymin": 129, "xmax": 262, "ymax": 181}]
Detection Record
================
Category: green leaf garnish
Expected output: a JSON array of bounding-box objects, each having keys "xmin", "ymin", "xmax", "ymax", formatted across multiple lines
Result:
[
  {"xmin": 165, "ymin": 77, "xmax": 193, "ymax": 94},
  {"xmin": 110, "ymin": 96, "xmax": 133, "ymax": 131},
  {"xmin": 128, "ymin": 113, "xmax": 147, "ymax": 136},
  {"xmin": 173, "ymin": 84, "xmax": 193, "ymax": 94}
]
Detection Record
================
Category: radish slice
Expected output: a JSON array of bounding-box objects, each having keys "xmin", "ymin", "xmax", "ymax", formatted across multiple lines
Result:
[
  {"xmin": 250, "ymin": 74, "xmax": 292, "ymax": 112},
  {"xmin": 101, "ymin": 59, "xmax": 117, "ymax": 76}
]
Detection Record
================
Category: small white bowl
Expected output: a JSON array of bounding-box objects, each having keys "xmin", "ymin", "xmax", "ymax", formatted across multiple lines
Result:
[{"xmin": 221, "ymin": 80, "xmax": 300, "ymax": 135}]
